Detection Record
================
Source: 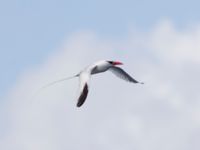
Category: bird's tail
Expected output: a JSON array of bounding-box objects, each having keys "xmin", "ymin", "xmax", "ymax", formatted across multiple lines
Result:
[
  {"xmin": 33, "ymin": 74, "xmax": 79, "ymax": 99},
  {"xmin": 40, "ymin": 74, "xmax": 79, "ymax": 90}
]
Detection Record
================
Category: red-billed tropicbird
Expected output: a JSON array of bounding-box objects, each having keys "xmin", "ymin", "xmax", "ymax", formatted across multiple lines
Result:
[{"xmin": 39, "ymin": 60, "xmax": 143, "ymax": 107}]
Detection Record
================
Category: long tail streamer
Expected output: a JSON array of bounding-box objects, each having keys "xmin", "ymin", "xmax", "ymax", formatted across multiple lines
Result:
[{"xmin": 32, "ymin": 74, "xmax": 79, "ymax": 100}]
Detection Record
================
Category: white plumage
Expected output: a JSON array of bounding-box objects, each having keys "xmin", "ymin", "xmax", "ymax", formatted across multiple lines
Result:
[
  {"xmin": 38, "ymin": 60, "xmax": 143, "ymax": 107},
  {"xmin": 76, "ymin": 60, "xmax": 143, "ymax": 107}
]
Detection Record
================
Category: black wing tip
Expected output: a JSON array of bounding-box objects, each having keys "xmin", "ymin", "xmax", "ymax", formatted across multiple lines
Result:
[
  {"xmin": 76, "ymin": 102, "xmax": 81, "ymax": 107},
  {"xmin": 76, "ymin": 104, "xmax": 82, "ymax": 107},
  {"xmin": 136, "ymin": 81, "xmax": 144, "ymax": 84},
  {"xmin": 130, "ymin": 80, "xmax": 144, "ymax": 84},
  {"xmin": 76, "ymin": 84, "xmax": 88, "ymax": 107},
  {"xmin": 136, "ymin": 82, "xmax": 144, "ymax": 84}
]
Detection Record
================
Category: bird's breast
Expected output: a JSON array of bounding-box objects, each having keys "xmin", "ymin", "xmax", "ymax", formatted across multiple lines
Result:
[{"xmin": 91, "ymin": 65, "xmax": 109, "ymax": 74}]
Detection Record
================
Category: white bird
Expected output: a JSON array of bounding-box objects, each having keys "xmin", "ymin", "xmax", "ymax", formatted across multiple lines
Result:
[{"xmin": 38, "ymin": 60, "xmax": 143, "ymax": 107}]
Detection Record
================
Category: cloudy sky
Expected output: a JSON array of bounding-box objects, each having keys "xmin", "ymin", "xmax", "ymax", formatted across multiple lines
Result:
[{"xmin": 0, "ymin": 0, "xmax": 200, "ymax": 150}]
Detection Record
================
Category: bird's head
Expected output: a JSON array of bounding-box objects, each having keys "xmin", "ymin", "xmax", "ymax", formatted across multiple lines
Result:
[{"xmin": 107, "ymin": 61, "xmax": 123, "ymax": 66}]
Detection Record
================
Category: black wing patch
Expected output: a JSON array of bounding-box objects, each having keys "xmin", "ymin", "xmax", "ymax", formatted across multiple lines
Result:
[
  {"xmin": 77, "ymin": 83, "xmax": 89, "ymax": 107},
  {"xmin": 109, "ymin": 66, "xmax": 142, "ymax": 83}
]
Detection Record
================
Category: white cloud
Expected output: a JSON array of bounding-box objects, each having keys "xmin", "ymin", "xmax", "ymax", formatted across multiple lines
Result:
[
  {"xmin": 0, "ymin": 21, "xmax": 200, "ymax": 150},
  {"xmin": 149, "ymin": 20, "xmax": 200, "ymax": 64}
]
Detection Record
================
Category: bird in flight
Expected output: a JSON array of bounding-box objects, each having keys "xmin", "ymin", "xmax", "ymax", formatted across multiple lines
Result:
[{"xmin": 38, "ymin": 60, "xmax": 143, "ymax": 107}]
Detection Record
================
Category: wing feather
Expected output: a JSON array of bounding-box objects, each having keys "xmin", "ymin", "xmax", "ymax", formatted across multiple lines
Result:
[
  {"xmin": 77, "ymin": 83, "xmax": 88, "ymax": 107},
  {"xmin": 77, "ymin": 72, "xmax": 91, "ymax": 107},
  {"xmin": 109, "ymin": 66, "xmax": 142, "ymax": 83}
]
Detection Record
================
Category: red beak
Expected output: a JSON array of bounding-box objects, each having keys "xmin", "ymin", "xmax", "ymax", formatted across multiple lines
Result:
[{"xmin": 113, "ymin": 61, "xmax": 123, "ymax": 65}]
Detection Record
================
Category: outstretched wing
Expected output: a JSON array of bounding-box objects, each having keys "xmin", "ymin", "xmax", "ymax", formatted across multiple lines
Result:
[
  {"xmin": 109, "ymin": 66, "xmax": 143, "ymax": 84},
  {"xmin": 77, "ymin": 72, "xmax": 91, "ymax": 107}
]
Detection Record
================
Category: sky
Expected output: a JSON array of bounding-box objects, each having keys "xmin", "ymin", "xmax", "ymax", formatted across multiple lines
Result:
[{"xmin": 0, "ymin": 0, "xmax": 200, "ymax": 150}]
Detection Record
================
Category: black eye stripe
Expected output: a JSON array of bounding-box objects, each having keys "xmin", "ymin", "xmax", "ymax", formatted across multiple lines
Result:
[{"xmin": 107, "ymin": 61, "xmax": 113, "ymax": 64}]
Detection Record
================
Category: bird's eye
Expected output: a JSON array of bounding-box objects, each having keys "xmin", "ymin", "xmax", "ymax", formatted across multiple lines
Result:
[{"xmin": 107, "ymin": 61, "xmax": 113, "ymax": 64}]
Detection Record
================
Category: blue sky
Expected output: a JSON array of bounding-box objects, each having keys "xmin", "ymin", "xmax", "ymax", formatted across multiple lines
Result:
[
  {"xmin": 1, "ymin": 0, "xmax": 200, "ymax": 98},
  {"xmin": 0, "ymin": 1, "xmax": 200, "ymax": 150}
]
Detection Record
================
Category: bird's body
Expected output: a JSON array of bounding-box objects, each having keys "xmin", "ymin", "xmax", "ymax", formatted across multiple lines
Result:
[
  {"xmin": 81, "ymin": 60, "xmax": 112, "ymax": 75},
  {"xmin": 38, "ymin": 60, "xmax": 143, "ymax": 107},
  {"xmin": 76, "ymin": 60, "xmax": 113, "ymax": 107},
  {"xmin": 76, "ymin": 60, "xmax": 143, "ymax": 107}
]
